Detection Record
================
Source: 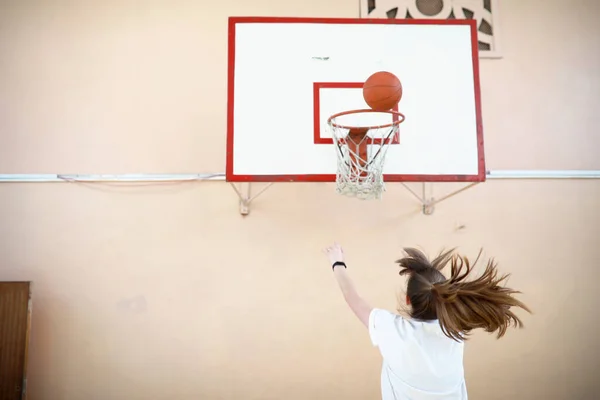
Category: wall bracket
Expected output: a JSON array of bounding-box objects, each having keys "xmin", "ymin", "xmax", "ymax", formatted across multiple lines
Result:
[
  {"xmin": 406, "ymin": 182, "xmax": 482, "ymax": 215},
  {"xmin": 398, "ymin": 182, "xmax": 481, "ymax": 215},
  {"xmin": 228, "ymin": 182, "xmax": 275, "ymax": 215}
]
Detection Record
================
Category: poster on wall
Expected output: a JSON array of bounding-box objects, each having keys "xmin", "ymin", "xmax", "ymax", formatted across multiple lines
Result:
[{"xmin": 359, "ymin": 0, "xmax": 502, "ymax": 58}]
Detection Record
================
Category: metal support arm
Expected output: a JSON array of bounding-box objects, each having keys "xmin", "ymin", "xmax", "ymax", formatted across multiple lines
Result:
[
  {"xmin": 229, "ymin": 182, "xmax": 274, "ymax": 215},
  {"xmin": 399, "ymin": 170, "xmax": 600, "ymax": 215}
]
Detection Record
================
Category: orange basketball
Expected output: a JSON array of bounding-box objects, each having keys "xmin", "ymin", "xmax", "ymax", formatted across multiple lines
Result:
[{"xmin": 362, "ymin": 71, "xmax": 403, "ymax": 111}]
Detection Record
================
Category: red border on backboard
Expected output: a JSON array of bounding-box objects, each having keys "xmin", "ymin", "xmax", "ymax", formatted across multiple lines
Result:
[
  {"xmin": 313, "ymin": 82, "xmax": 400, "ymax": 145},
  {"xmin": 226, "ymin": 16, "xmax": 486, "ymax": 183}
]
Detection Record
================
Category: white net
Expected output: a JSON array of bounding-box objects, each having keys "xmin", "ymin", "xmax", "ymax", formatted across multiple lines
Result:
[{"xmin": 327, "ymin": 112, "xmax": 401, "ymax": 200}]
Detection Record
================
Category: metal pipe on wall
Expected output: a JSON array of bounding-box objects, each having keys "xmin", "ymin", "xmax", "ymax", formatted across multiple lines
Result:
[
  {"xmin": 486, "ymin": 170, "xmax": 600, "ymax": 179},
  {"xmin": 0, "ymin": 174, "xmax": 226, "ymax": 182},
  {"xmin": 0, "ymin": 170, "xmax": 599, "ymax": 182}
]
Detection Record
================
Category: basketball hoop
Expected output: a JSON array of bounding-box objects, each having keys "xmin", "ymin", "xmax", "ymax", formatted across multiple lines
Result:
[{"xmin": 327, "ymin": 109, "xmax": 405, "ymax": 200}]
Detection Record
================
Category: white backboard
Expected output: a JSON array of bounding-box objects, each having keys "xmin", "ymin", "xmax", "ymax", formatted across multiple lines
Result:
[{"xmin": 226, "ymin": 17, "xmax": 485, "ymax": 182}]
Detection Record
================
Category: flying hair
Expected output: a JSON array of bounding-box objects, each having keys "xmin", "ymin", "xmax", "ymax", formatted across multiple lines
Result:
[{"xmin": 396, "ymin": 248, "xmax": 531, "ymax": 342}]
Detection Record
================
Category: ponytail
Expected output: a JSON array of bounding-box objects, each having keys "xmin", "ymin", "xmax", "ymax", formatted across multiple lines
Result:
[
  {"xmin": 432, "ymin": 253, "xmax": 531, "ymax": 341},
  {"xmin": 397, "ymin": 248, "xmax": 531, "ymax": 341}
]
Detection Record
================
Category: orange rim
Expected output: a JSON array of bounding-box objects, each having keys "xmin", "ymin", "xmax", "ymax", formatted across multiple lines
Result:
[{"xmin": 327, "ymin": 109, "xmax": 405, "ymax": 130}]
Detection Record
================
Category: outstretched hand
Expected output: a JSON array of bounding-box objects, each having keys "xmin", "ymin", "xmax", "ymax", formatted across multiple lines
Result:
[
  {"xmin": 323, "ymin": 242, "xmax": 372, "ymax": 327},
  {"xmin": 323, "ymin": 242, "xmax": 345, "ymax": 266}
]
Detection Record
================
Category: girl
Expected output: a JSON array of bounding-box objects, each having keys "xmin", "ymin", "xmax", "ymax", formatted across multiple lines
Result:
[{"xmin": 323, "ymin": 243, "xmax": 531, "ymax": 400}]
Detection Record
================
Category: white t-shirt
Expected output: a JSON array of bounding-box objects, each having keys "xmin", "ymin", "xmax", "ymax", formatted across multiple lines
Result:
[{"xmin": 368, "ymin": 308, "xmax": 468, "ymax": 400}]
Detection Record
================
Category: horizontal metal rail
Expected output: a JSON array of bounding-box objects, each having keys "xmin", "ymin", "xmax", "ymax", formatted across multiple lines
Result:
[
  {"xmin": 0, "ymin": 170, "xmax": 599, "ymax": 182},
  {"xmin": 486, "ymin": 170, "xmax": 600, "ymax": 179},
  {"xmin": 0, "ymin": 173, "xmax": 226, "ymax": 182}
]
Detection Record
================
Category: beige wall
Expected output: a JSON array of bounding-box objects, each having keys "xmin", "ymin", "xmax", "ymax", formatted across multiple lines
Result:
[{"xmin": 1, "ymin": 0, "xmax": 599, "ymax": 399}]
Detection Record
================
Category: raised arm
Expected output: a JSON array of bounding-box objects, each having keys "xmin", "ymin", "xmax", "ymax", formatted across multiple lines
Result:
[{"xmin": 323, "ymin": 243, "xmax": 373, "ymax": 327}]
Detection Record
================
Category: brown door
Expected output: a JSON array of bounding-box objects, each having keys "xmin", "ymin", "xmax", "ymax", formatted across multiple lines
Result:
[{"xmin": 0, "ymin": 282, "xmax": 31, "ymax": 400}]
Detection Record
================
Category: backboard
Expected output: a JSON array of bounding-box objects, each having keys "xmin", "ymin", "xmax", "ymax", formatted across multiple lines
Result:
[{"xmin": 226, "ymin": 17, "xmax": 485, "ymax": 183}]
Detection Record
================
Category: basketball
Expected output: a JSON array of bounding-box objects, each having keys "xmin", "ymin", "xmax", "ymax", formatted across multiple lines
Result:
[{"xmin": 362, "ymin": 71, "xmax": 403, "ymax": 111}]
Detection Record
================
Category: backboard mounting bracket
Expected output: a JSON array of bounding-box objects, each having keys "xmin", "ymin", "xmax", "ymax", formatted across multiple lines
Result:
[
  {"xmin": 227, "ymin": 180, "xmax": 482, "ymax": 216},
  {"xmin": 400, "ymin": 182, "xmax": 482, "ymax": 215},
  {"xmin": 229, "ymin": 182, "xmax": 275, "ymax": 215}
]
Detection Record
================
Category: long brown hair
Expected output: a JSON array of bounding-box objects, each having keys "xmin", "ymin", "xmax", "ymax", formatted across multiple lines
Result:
[{"xmin": 396, "ymin": 248, "xmax": 531, "ymax": 341}]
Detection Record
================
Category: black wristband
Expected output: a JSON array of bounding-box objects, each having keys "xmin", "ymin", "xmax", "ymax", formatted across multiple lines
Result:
[{"xmin": 332, "ymin": 261, "xmax": 347, "ymax": 271}]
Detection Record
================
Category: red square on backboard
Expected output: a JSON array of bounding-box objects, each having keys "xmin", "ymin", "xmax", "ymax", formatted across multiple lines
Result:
[{"xmin": 313, "ymin": 82, "xmax": 401, "ymax": 145}]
